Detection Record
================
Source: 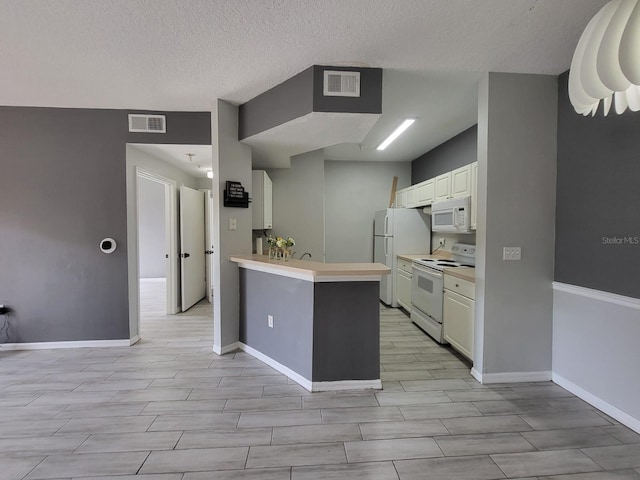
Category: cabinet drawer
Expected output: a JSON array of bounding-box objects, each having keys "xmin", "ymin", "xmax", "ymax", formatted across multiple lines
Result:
[
  {"xmin": 444, "ymin": 274, "xmax": 475, "ymax": 300},
  {"xmin": 397, "ymin": 258, "xmax": 413, "ymax": 274}
]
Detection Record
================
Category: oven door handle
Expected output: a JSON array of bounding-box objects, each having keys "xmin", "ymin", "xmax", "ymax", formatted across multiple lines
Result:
[{"xmin": 412, "ymin": 264, "xmax": 443, "ymax": 279}]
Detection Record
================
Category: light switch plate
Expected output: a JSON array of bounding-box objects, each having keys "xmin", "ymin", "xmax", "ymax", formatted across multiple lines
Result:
[{"xmin": 503, "ymin": 246, "xmax": 522, "ymax": 261}]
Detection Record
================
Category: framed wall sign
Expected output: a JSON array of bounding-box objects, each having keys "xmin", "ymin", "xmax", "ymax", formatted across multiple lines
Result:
[{"xmin": 224, "ymin": 180, "xmax": 249, "ymax": 207}]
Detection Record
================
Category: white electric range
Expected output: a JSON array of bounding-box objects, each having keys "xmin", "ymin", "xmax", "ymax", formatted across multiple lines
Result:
[{"xmin": 411, "ymin": 243, "xmax": 476, "ymax": 343}]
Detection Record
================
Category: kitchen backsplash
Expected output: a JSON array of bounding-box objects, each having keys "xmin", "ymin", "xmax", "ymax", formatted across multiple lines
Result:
[{"xmin": 431, "ymin": 232, "xmax": 476, "ymax": 253}]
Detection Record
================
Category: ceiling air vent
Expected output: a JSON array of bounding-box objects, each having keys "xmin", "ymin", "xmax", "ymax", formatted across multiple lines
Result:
[
  {"xmin": 323, "ymin": 70, "xmax": 361, "ymax": 97},
  {"xmin": 128, "ymin": 114, "xmax": 166, "ymax": 133}
]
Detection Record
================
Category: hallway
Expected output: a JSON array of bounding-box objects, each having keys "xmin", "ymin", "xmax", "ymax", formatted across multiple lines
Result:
[{"xmin": 0, "ymin": 305, "xmax": 639, "ymax": 479}]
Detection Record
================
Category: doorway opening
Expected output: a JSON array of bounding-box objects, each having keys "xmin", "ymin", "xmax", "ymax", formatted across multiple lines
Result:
[
  {"xmin": 136, "ymin": 168, "xmax": 179, "ymax": 321},
  {"xmin": 126, "ymin": 143, "xmax": 214, "ymax": 344}
]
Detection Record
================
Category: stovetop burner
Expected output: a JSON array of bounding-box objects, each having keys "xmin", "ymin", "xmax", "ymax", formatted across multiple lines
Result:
[{"xmin": 413, "ymin": 243, "xmax": 476, "ymax": 271}]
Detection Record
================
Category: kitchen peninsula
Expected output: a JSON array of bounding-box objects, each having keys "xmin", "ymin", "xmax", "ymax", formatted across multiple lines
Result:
[{"xmin": 229, "ymin": 255, "xmax": 390, "ymax": 391}]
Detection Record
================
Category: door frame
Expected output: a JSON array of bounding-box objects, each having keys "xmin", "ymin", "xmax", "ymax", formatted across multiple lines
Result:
[{"xmin": 135, "ymin": 167, "xmax": 180, "ymax": 315}]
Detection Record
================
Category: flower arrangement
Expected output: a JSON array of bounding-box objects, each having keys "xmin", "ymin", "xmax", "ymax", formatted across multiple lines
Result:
[{"xmin": 266, "ymin": 235, "xmax": 295, "ymax": 260}]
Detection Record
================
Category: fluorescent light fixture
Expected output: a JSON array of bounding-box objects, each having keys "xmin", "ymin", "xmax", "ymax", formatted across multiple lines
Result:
[
  {"xmin": 207, "ymin": 171, "xmax": 213, "ymax": 179},
  {"xmin": 376, "ymin": 119, "xmax": 416, "ymax": 150}
]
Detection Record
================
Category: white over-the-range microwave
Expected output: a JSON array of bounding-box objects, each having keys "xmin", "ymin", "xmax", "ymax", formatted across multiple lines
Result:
[{"xmin": 430, "ymin": 196, "xmax": 472, "ymax": 233}]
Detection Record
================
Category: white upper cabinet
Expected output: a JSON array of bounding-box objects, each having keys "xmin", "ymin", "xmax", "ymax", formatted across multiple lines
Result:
[
  {"xmin": 470, "ymin": 161, "xmax": 478, "ymax": 230},
  {"xmin": 405, "ymin": 185, "xmax": 418, "ymax": 208},
  {"xmin": 451, "ymin": 164, "xmax": 472, "ymax": 199},
  {"xmin": 252, "ymin": 170, "xmax": 273, "ymax": 230},
  {"xmin": 435, "ymin": 172, "xmax": 452, "ymax": 202},
  {"xmin": 396, "ymin": 162, "xmax": 475, "ymax": 209},
  {"xmin": 416, "ymin": 179, "xmax": 435, "ymax": 207}
]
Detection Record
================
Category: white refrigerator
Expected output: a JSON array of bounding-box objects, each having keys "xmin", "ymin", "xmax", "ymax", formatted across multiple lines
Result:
[{"xmin": 374, "ymin": 208, "xmax": 431, "ymax": 307}]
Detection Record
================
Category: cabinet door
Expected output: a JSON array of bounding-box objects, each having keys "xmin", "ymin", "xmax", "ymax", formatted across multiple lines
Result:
[
  {"xmin": 406, "ymin": 186, "xmax": 417, "ymax": 208},
  {"xmin": 443, "ymin": 290, "xmax": 474, "ymax": 361},
  {"xmin": 264, "ymin": 173, "xmax": 273, "ymax": 229},
  {"xmin": 397, "ymin": 270, "xmax": 412, "ymax": 310},
  {"xmin": 470, "ymin": 161, "xmax": 478, "ymax": 230},
  {"xmin": 435, "ymin": 173, "xmax": 451, "ymax": 201},
  {"xmin": 416, "ymin": 179, "xmax": 435, "ymax": 206},
  {"xmin": 395, "ymin": 189, "xmax": 407, "ymax": 208},
  {"xmin": 451, "ymin": 164, "xmax": 472, "ymax": 199}
]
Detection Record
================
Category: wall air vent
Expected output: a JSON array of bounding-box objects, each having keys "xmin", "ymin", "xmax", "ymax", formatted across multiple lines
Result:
[
  {"xmin": 323, "ymin": 70, "xmax": 361, "ymax": 97},
  {"xmin": 128, "ymin": 114, "xmax": 166, "ymax": 133}
]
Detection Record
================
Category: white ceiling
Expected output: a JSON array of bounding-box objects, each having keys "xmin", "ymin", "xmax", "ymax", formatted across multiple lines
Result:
[
  {"xmin": 129, "ymin": 144, "xmax": 213, "ymax": 178},
  {"xmin": 0, "ymin": 0, "xmax": 608, "ymax": 165}
]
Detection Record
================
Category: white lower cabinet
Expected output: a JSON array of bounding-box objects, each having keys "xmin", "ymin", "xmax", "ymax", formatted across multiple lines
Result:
[
  {"xmin": 443, "ymin": 275, "xmax": 475, "ymax": 361},
  {"xmin": 396, "ymin": 258, "xmax": 413, "ymax": 311}
]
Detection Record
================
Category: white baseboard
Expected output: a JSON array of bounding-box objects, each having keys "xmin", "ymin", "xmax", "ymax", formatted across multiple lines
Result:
[
  {"xmin": 212, "ymin": 342, "xmax": 240, "ymax": 356},
  {"xmin": 238, "ymin": 343, "xmax": 382, "ymax": 392},
  {"xmin": 470, "ymin": 367, "xmax": 483, "ymax": 383},
  {"xmin": 238, "ymin": 343, "xmax": 312, "ymax": 390},
  {"xmin": 472, "ymin": 368, "xmax": 552, "ymax": 384},
  {"xmin": 312, "ymin": 379, "xmax": 383, "ymax": 391},
  {"xmin": 129, "ymin": 335, "xmax": 141, "ymax": 346},
  {"xmin": 0, "ymin": 339, "xmax": 133, "ymax": 350},
  {"xmin": 553, "ymin": 373, "xmax": 640, "ymax": 434}
]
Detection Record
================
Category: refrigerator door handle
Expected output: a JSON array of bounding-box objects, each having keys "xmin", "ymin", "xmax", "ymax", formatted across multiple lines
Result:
[
  {"xmin": 384, "ymin": 237, "xmax": 389, "ymax": 257},
  {"xmin": 384, "ymin": 215, "xmax": 389, "ymax": 236}
]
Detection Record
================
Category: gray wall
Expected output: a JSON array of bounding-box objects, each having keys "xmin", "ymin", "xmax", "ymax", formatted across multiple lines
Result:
[
  {"xmin": 238, "ymin": 269, "xmax": 380, "ymax": 383},
  {"xmin": 555, "ymin": 72, "xmax": 640, "ymax": 299},
  {"xmin": 239, "ymin": 269, "xmax": 314, "ymax": 379},
  {"xmin": 325, "ymin": 160, "xmax": 411, "ymax": 263},
  {"xmin": 267, "ymin": 150, "xmax": 325, "ymax": 261},
  {"xmin": 239, "ymin": 65, "xmax": 382, "ymax": 140},
  {"xmin": 475, "ymin": 73, "xmax": 557, "ymax": 378},
  {"xmin": 137, "ymin": 176, "xmax": 166, "ymax": 278},
  {"xmin": 313, "ymin": 281, "xmax": 380, "ymax": 381},
  {"xmin": 239, "ymin": 67, "xmax": 314, "ymax": 140},
  {"xmin": 213, "ymin": 100, "xmax": 253, "ymax": 352},
  {"xmin": 552, "ymin": 72, "xmax": 640, "ymax": 430},
  {"xmin": 411, "ymin": 125, "xmax": 477, "ymax": 184},
  {"xmin": 0, "ymin": 106, "xmax": 210, "ymax": 343},
  {"xmin": 312, "ymin": 65, "xmax": 383, "ymax": 114}
]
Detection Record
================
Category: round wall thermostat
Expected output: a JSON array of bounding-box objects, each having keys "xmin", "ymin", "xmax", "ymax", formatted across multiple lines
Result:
[{"xmin": 100, "ymin": 238, "xmax": 117, "ymax": 254}]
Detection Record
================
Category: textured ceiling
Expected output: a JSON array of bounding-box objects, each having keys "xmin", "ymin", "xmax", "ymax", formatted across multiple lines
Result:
[{"xmin": 0, "ymin": 0, "xmax": 608, "ymax": 111}]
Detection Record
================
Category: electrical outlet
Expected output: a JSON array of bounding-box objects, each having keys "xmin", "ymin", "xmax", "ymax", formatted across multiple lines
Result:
[
  {"xmin": 439, "ymin": 238, "xmax": 446, "ymax": 247},
  {"xmin": 267, "ymin": 315, "xmax": 274, "ymax": 328},
  {"xmin": 228, "ymin": 218, "xmax": 237, "ymax": 230},
  {"xmin": 503, "ymin": 246, "xmax": 522, "ymax": 261}
]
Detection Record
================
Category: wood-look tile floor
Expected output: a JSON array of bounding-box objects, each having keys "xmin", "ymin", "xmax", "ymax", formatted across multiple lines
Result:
[{"xmin": 1, "ymin": 286, "xmax": 639, "ymax": 480}]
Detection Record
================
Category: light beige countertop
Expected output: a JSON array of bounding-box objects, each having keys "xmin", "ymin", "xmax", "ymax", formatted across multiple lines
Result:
[
  {"xmin": 444, "ymin": 267, "xmax": 476, "ymax": 283},
  {"xmin": 230, "ymin": 254, "xmax": 391, "ymax": 282},
  {"xmin": 397, "ymin": 253, "xmax": 476, "ymax": 283}
]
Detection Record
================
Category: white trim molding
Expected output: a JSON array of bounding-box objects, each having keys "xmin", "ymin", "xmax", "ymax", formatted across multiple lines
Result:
[
  {"xmin": 212, "ymin": 342, "xmax": 240, "ymax": 356},
  {"xmin": 553, "ymin": 282, "xmax": 640, "ymax": 310},
  {"xmin": 312, "ymin": 379, "xmax": 383, "ymax": 391},
  {"xmin": 238, "ymin": 343, "xmax": 382, "ymax": 392},
  {"xmin": 553, "ymin": 373, "xmax": 640, "ymax": 434},
  {"xmin": 0, "ymin": 339, "xmax": 134, "ymax": 351},
  {"xmin": 129, "ymin": 335, "xmax": 141, "ymax": 346},
  {"xmin": 471, "ymin": 368, "xmax": 551, "ymax": 384}
]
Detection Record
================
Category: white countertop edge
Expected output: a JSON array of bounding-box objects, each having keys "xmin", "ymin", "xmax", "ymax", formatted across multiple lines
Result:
[
  {"xmin": 236, "ymin": 262, "xmax": 314, "ymax": 281},
  {"xmin": 234, "ymin": 261, "xmax": 384, "ymax": 283}
]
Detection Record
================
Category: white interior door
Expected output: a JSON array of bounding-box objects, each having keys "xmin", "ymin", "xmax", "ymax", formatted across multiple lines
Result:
[
  {"xmin": 204, "ymin": 190, "xmax": 215, "ymax": 304},
  {"xmin": 180, "ymin": 186, "xmax": 206, "ymax": 311}
]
